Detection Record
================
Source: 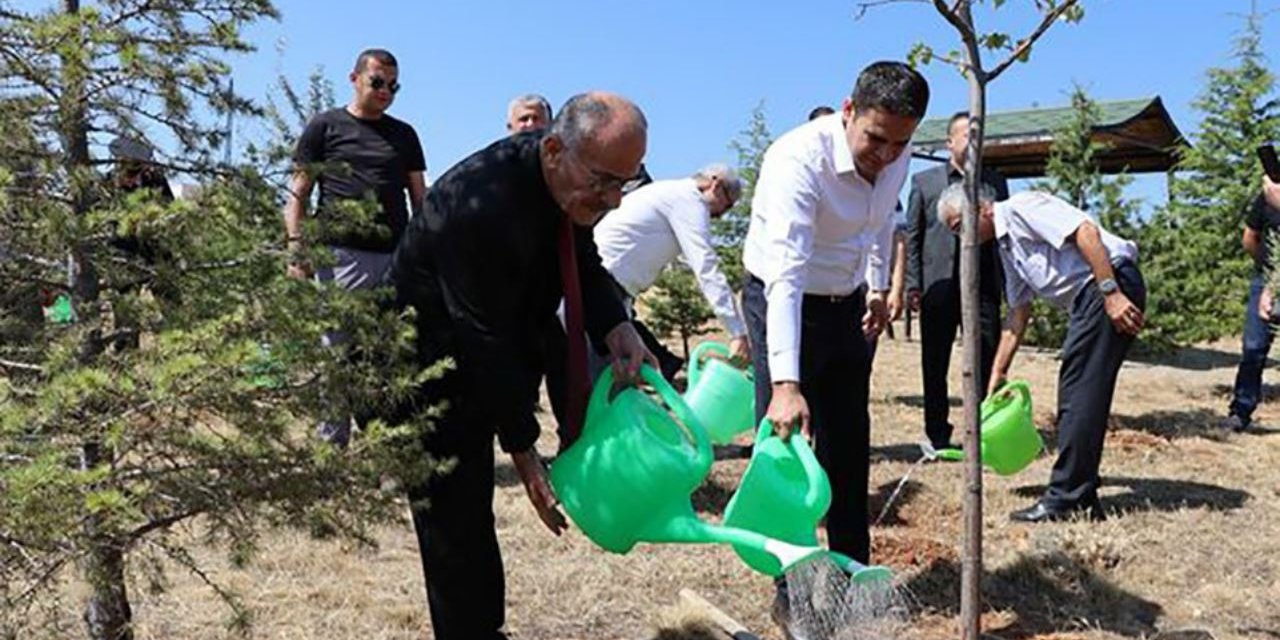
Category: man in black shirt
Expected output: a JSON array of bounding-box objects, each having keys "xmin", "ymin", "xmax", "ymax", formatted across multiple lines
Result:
[
  {"xmin": 1225, "ymin": 176, "xmax": 1280, "ymax": 432},
  {"xmin": 283, "ymin": 48, "xmax": 427, "ymax": 445},
  {"xmin": 392, "ymin": 92, "xmax": 655, "ymax": 640},
  {"xmin": 904, "ymin": 111, "xmax": 1008, "ymax": 452}
]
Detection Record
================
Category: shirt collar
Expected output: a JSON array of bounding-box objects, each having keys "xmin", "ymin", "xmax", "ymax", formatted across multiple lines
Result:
[{"xmin": 823, "ymin": 114, "xmax": 858, "ymax": 177}]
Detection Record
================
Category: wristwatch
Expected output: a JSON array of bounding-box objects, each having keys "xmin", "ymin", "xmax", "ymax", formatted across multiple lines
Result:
[{"xmin": 1096, "ymin": 277, "xmax": 1119, "ymax": 295}]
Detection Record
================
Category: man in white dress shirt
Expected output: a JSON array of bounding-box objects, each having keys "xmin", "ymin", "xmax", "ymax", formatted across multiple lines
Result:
[
  {"xmin": 742, "ymin": 61, "xmax": 929, "ymax": 586},
  {"xmin": 594, "ymin": 164, "xmax": 749, "ymax": 370},
  {"xmin": 937, "ymin": 185, "xmax": 1146, "ymax": 523}
]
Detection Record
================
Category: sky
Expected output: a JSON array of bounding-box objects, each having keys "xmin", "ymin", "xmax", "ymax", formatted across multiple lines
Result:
[{"xmin": 223, "ymin": 0, "xmax": 1280, "ymax": 211}]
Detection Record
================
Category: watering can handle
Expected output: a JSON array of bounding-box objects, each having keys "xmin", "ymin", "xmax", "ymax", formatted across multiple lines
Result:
[
  {"xmin": 688, "ymin": 340, "xmax": 729, "ymax": 388},
  {"xmin": 758, "ymin": 419, "xmax": 828, "ymax": 509},
  {"xmin": 641, "ymin": 364, "xmax": 714, "ymax": 473}
]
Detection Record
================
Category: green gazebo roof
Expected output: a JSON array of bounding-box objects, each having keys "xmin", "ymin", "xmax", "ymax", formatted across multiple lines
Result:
[{"xmin": 912, "ymin": 97, "xmax": 1186, "ymax": 178}]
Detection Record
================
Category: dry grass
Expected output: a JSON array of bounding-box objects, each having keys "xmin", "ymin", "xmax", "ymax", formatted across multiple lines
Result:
[{"xmin": 37, "ymin": 330, "xmax": 1280, "ymax": 639}]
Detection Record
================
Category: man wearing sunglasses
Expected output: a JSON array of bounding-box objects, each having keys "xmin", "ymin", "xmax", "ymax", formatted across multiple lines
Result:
[
  {"xmin": 391, "ymin": 92, "xmax": 655, "ymax": 640},
  {"xmin": 283, "ymin": 48, "xmax": 427, "ymax": 446}
]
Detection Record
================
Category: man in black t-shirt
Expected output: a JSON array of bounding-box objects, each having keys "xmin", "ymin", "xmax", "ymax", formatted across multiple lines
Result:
[
  {"xmin": 283, "ymin": 48, "xmax": 427, "ymax": 445},
  {"xmin": 1225, "ymin": 176, "xmax": 1280, "ymax": 432}
]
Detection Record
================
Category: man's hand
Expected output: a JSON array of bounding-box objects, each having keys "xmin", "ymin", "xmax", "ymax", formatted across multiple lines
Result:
[
  {"xmin": 767, "ymin": 381, "xmax": 810, "ymax": 441},
  {"xmin": 1265, "ymin": 175, "xmax": 1280, "ymax": 211},
  {"xmin": 987, "ymin": 369, "xmax": 1008, "ymax": 398},
  {"xmin": 1260, "ymin": 288, "xmax": 1275, "ymax": 321},
  {"xmin": 1103, "ymin": 291, "xmax": 1144, "ymax": 336},
  {"xmin": 907, "ymin": 289, "xmax": 921, "ymax": 313},
  {"xmin": 727, "ymin": 335, "xmax": 751, "ymax": 368},
  {"xmin": 863, "ymin": 291, "xmax": 889, "ymax": 339},
  {"xmin": 605, "ymin": 322, "xmax": 657, "ymax": 385},
  {"xmin": 887, "ymin": 287, "xmax": 905, "ymax": 323},
  {"xmin": 286, "ymin": 262, "xmax": 311, "ymax": 280},
  {"xmin": 510, "ymin": 449, "xmax": 568, "ymax": 536}
]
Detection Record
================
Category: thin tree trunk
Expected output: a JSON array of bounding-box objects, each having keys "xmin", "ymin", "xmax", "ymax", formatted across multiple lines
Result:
[
  {"xmin": 82, "ymin": 447, "xmax": 133, "ymax": 640},
  {"xmin": 958, "ymin": 4, "xmax": 986, "ymax": 637},
  {"xmin": 60, "ymin": 2, "xmax": 131, "ymax": 638}
]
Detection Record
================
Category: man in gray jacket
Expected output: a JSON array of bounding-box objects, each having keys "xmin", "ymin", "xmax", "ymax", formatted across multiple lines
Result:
[{"xmin": 904, "ymin": 110, "xmax": 1008, "ymax": 452}]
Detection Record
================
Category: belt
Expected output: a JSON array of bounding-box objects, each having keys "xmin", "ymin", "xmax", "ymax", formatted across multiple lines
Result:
[{"xmin": 748, "ymin": 274, "xmax": 865, "ymax": 304}]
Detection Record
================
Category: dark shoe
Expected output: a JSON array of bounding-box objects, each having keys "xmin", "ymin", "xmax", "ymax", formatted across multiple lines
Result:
[
  {"xmin": 1009, "ymin": 499, "xmax": 1105, "ymax": 523},
  {"xmin": 1220, "ymin": 414, "xmax": 1250, "ymax": 433}
]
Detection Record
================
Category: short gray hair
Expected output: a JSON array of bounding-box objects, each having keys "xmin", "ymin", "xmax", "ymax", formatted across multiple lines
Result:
[
  {"xmin": 936, "ymin": 181, "xmax": 996, "ymax": 227},
  {"xmin": 507, "ymin": 93, "xmax": 552, "ymax": 122},
  {"xmin": 693, "ymin": 163, "xmax": 743, "ymax": 202},
  {"xmin": 550, "ymin": 93, "xmax": 647, "ymax": 149}
]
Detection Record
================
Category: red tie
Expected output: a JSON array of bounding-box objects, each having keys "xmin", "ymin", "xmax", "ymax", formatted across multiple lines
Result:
[{"xmin": 558, "ymin": 216, "xmax": 589, "ymax": 448}]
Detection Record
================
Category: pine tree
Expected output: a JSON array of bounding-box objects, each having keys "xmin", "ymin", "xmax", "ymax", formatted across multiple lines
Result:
[
  {"xmin": 645, "ymin": 265, "xmax": 716, "ymax": 360},
  {"xmin": 1141, "ymin": 8, "xmax": 1280, "ymax": 347},
  {"xmin": 0, "ymin": 4, "xmax": 436, "ymax": 638},
  {"xmin": 713, "ymin": 101, "xmax": 773, "ymax": 291}
]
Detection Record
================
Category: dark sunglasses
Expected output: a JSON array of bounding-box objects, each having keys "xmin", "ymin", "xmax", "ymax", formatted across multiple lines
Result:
[{"xmin": 368, "ymin": 75, "xmax": 401, "ymax": 94}]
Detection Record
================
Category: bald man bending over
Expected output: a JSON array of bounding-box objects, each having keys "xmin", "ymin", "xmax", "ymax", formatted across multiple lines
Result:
[{"xmin": 391, "ymin": 92, "xmax": 655, "ymax": 640}]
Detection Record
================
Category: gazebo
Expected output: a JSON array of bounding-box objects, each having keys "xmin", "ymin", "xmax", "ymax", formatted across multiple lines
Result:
[{"xmin": 910, "ymin": 96, "xmax": 1187, "ymax": 177}]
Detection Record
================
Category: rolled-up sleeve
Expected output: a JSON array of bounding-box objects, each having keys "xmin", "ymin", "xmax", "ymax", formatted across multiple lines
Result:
[{"xmin": 754, "ymin": 150, "xmax": 820, "ymax": 383}]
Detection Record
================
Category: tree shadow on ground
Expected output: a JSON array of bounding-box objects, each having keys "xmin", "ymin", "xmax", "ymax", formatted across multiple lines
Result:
[
  {"xmin": 904, "ymin": 551, "xmax": 1162, "ymax": 639},
  {"xmin": 1109, "ymin": 408, "xmax": 1232, "ymax": 442},
  {"xmin": 871, "ymin": 442, "xmax": 930, "ymax": 464},
  {"xmin": 1011, "ymin": 476, "xmax": 1250, "ymax": 516},
  {"xmin": 494, "ymin": 453, "xmax": 556, "ymax": 488},
  {"xmin": 1128, "ymin": 343, "xmax": 1250, "ymax": 372},
  {"xmin": 868, "ymin": 479, "xmax": 924, "ymax": 527},
  {"xmin": 890, "ymin": 394, "xmax": 962, "ymax": 409},
  {"xmin": 691, "ymin": 474, "xmax": 736, "ymax": 517}
]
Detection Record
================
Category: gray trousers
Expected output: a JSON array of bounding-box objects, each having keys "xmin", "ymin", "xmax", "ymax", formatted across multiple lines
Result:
[
  {"xmin": 314, "ymin": 246, "xmax": 393, "ymax": 446},
  {"xmin": 1045, "ymin": 259, "xmax": 1145, "ymax": 507}
]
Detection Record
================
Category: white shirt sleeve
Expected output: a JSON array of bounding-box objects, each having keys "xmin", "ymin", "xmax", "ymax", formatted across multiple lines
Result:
[
  {"xmin": 755, "ymin": 150, "xmax": 821, "ymax": 383},
  {"xmin": 1017, "ymin": 192, "xmax": 1092, "ymax": 248},
  {"xmin": 999, "ymin": 247, "xmax": 1033, "ymax": 308},
  {"xmin": 669, "ymin": 204, "xmax": 748, "ymax": 338},
  {"xmin": 864, "ymin": 215, "xmax": 895, "ymax": 291}
]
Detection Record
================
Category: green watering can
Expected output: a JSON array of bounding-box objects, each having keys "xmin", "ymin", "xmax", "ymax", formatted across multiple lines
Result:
[
  {"xmin": 934, "ymin": 380, "xmax": 1043, "ymax": 476},
  {"xmin": 723, "ymin": 419, "xmax": 892, "ymax": 583},
  {"xmin": 683, "ymin": 341, "xmax": 756, "ymax": 445},
  {"xmin": 550, "ymin": 366, "xmax": 888, "ymax": 580}
]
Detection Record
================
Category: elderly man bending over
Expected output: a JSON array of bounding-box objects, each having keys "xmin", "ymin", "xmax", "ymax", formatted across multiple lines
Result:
[
  {"xmin": 938, "ymin": 184, "xmax": 1145, "ymax": 523},
  {"xmin": 593, "ymin": 164, "xmax": 750, "ymax": 378}
]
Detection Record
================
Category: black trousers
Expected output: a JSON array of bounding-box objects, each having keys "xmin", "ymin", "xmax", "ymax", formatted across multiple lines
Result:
[
  {"xmin": 918, "ymin": 282, "xmax": 1001, "ymax": 448},
  {"xmin": 743, "ymin": 275, "xmax": 872, "ymax": 564},
  {"xmin": 406, "ymin": 369, "xmax": 508, "ymax": 640},
  {"xmin": 1044, "ymin": 259, "xmax": 1146, "ymax": 508}
]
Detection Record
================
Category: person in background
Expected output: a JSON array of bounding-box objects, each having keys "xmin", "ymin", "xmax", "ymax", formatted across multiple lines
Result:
[
  {"xmin": 904, "ymin": 110, "xmax": 1008, "ymax": 453},
  {"xmin": 506, "ymin": 93, "xmax": 553, "ymax": 133},
  {"xmin": 593, "ymin": 163, "xmax": 749, "ymax": 383},
  {"xmin": 283, "ymin": 48, "xmax": 428, "ymax": 447},
  {"xmin": 807, "ymin": 105, "xmax": 836, "ymax": 121},
  {"xmin": 938, "ymin": 185, "xmax": 1145, "ymax": 523},
  {"xmin": 1224, "ymin": 175, "xmax": 1280, "ymax": 433}
]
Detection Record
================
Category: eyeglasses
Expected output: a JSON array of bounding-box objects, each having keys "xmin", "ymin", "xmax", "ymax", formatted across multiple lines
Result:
[
  {"xmin": 569, "ymin": 149, "xmax": 635, "ymax": 195},
  {"xmin": 367, "ymin": 75, "xmax": 401, "ymax": 94}
]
